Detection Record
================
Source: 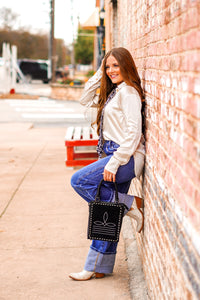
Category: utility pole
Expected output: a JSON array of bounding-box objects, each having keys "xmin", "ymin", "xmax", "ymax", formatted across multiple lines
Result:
[
  {"xmin": 70, "ymin": 0, "xmax": 75, "ymax": 78},
  {"xmin": 50, "ymin": 0, "xmax": 56, "ymax": 83},
  {"xmin": 97, "ymin": 0, "xmax": 105, "ymax": 68}
]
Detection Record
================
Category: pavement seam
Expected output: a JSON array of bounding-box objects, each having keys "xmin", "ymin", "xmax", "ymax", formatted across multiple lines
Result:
[{"xmin": 0, "ymin": 142, "xmax": 47, "ymax": 219}]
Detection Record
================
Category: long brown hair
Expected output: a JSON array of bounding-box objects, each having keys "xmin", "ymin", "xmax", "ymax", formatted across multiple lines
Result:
[{"xmin": 95, "ymin": 47, "xmax": 144, "ymax": 135}]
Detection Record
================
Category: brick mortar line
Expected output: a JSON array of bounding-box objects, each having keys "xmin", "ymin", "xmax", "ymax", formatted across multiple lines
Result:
[
  {"xmin": 141, "ymin": 73, "xmax": 200, "ymax": 82},
  {"xmin": 132, "ymin": 40, "xmax": 200, "ymax": 56},
  {"xmin": 136, "ymin": 51, "xmax": 200, "ymax": 59},
  {"xmin": 131, "ymin": 8, "xmax": 199, "ymax": 27},
  {"xmin": 137, "ymin": 63, "xmax": 196, "ymax": 73},
  {"xmin": 143, "ymin": 25, "xmax": 200, "ymax": 41},
  {"xmin": 145, "ymin": 143, "xmax": 200, "ymax": 195},
  {"xmin": 144, "ymin": 187, "xmax": 185, "ymax": 261},
  {"xmin": 146, "ymin": 128, "xmax": 199, "ymax": 163},
  {"xmin": 143, "ymin": 183, "xmax": 200, "ymax": 299},
  {"xmin": 141, "ymin": 229, "xmax": 168, "ymax": 292},
  {"xmin": 145, "ymin": 118, "xmax": 200, "ymax": 168},
  {"xmin": 137, "ymin": 66, "xmax": 200, "ymax": 74},
  {"xmin": 146, "ymin": 121, "xmax": 200, "ymax": 160},
  {"xmin": 0, "ymin": 143, "xmax": 47, "ymax": 219},
  {"xmin": 144, "ymin": 90, "xmax": 200, "ymax": 100},
  {"xmin": 146, "ymin": 130, "xmax": 200, "ymax": 180},
  {"xmin": 142, "ymin": 69, "xmax": 200, "ymax": 76},
  {"xmin": 144, "ymin": 167, "xmax": 200, "ymax": 259},
  {"xmin": 145, "ymin": 101, "xmax": 200, "ymax": 124},
  {"xmin": 151, "ymin": 184, "xmax": 200, "ymax": 276},
  {"xmin": 126, "ymin": 28, "xmax": 200, "ymax": 50},
  {"xmin": 144, "ymin": 79, "xmax": 200, "ymax": 89}
]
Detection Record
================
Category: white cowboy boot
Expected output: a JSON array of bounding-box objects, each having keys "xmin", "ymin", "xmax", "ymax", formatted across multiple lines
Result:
[
  {"xmin": 69, "ymin": 270, "xmax": 105, "ymax": 281},
  {"xmin": 126, "ymin": 196, "xmax": 144, "ymax": 233}
]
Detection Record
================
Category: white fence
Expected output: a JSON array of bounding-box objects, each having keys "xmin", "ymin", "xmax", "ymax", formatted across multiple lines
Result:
[{"xmin": 0, "ymin": 43, "xmax": 17, "ymax": 94}]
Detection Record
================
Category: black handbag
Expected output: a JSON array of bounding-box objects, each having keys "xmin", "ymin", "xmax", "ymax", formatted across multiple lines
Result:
[{"xmin": 87, "ymin": 179, "xmax": 128, "ymax": 242}]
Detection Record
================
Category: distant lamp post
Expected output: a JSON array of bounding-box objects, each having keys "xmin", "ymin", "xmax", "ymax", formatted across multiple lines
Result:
[
  {"xmin": 49, "ymin": 0, "xmax": 56, "ymax": 83},
  {"xmin": 99, "ymin": 8, "xmax": 105, "ymax": 26},
  {"xmin": 97, "ymin": 7, "xmax": 105, "ymax": 68}
]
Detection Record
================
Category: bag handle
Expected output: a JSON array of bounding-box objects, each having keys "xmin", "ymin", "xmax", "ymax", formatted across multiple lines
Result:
[{"xmin": 95, "ymin": 179, "xmax": 119, "ymax": 203}]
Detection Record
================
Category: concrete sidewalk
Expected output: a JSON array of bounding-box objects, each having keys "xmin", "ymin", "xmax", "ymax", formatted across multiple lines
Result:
[{"xmin": 0, "ymin": 123, "xmax": 133, "ymax": 300}]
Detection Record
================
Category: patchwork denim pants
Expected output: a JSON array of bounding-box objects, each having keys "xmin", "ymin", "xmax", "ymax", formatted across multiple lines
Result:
[{"xmin": 71, "ymin": 141, "xmax": 136, "ymax": 274}]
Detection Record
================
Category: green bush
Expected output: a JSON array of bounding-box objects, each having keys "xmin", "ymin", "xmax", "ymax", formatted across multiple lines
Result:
[{"xmin": 86, "ymin": 70, "xmax": 95, "ymax": 78}]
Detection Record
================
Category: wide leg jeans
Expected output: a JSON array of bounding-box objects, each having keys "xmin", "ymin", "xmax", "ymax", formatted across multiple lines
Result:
[{"xmin": 71, "ymin": 141, "xmax": 136, "ymax": 274}]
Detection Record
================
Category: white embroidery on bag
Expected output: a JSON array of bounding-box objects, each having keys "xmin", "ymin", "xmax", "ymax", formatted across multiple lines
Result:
[
  {"xmin": 93, "ymin": 212, "xmax": 116, "ymax": 236},
  {"xmin": 94, "ymin": 211, "xmax": 116, "ymax": 227}
]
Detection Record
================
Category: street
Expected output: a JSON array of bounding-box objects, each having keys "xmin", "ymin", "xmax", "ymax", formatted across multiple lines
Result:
[
  {"xmin": 0, "ymin": 97, "xmax": 92, "ymax": 128},
  {"xmin": 0, "ymin": 81, "xmax": 97, "ymax": 128},
  {"xmin": 15, "ymin": 81, "xmax": 52, "ymax": 98}
]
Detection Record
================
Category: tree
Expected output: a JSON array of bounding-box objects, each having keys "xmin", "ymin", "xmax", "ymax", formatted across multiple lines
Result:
[
  {"xmin": 17, "ymin": 31, "xmax": 48, "ymax": 59},
  {"xmin": 74, "ymin": 28, "xmax": 94, "ymax": 65},
  {"xmin": 56, "ymin": 38, "xmax": 70, "ymax": 67},
  {"xmin": 0, "ymin": 29, "xmax": 48, "ymax": 59},
  {"xmin": 0, "ymin": 29, "xmax": 71, "ymax": 68},
  {"xmin": 0, "ymin": 7, "xmax": 19, "ymax": 31}
]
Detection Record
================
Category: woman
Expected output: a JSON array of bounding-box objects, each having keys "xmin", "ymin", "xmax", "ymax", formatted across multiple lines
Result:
[{"xmin": 69, "ymin": 47, "xmax": 145, "ymax": 281}]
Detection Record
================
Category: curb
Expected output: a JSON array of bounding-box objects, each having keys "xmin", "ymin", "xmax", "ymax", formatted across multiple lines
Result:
[{"xmin": 122, "ymin": 216, "xmax": 149, "ymax": 299}]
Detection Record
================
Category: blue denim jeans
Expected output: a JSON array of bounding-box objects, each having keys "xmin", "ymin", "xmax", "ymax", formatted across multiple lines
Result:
[{"xmin": 71, "ymin": 140, "xmax": 136, "ymax": 274}]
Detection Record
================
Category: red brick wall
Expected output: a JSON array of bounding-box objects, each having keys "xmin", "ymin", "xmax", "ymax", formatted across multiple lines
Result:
[{"xmin": 105, "ymin": 0, "xmax": 200, "ymax": 299}]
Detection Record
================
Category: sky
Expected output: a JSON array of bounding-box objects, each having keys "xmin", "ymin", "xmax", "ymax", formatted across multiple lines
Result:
[{"xmin": 0, "ymin": 0, "xmax": 96, "ymax": 45}]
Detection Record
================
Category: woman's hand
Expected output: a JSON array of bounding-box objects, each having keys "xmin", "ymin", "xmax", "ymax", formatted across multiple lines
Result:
[{"xmin": 103, "ymin": 169, "xmax": 116, "ymax": 182}]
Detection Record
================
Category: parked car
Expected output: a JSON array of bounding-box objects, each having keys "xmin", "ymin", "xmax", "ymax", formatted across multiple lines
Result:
[
  {"xmin": 55, "ymin": 68, "xmax": 69, "ymax": 80},
  {"xmin": 17, "ymin": 59, "xmax": 51, "ymax": 83}
]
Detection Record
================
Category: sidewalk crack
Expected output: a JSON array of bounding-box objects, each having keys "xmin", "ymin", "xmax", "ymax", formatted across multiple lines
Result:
[{"xmin": 0, "ymin": 143, "xmax": 47, "ymax": 219}]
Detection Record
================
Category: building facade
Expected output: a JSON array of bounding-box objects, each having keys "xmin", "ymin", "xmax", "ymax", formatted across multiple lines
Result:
[{"xmin": 105, "ymin": 0, "xmax": 200, "ymax": 299}]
